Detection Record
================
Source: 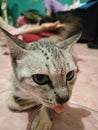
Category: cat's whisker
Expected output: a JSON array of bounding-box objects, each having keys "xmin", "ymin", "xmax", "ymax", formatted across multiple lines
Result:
[
  {"xmin": 15, "ymin": 96, "xmax": 32, "ymax": 102},
  {"xmin": 33, "ymin": 104, "xmax": 42, "ymax": 112},
  {"xmin": 18, "ymin": 86, "xmax": 29, "ymax": 95},
  {"xmin": 17, "ymin": 86, "xmax": 39, "ymax": 100},
  {"xmin": 15, "ymin": 89, "xmax": 42, "ymax": 103}
]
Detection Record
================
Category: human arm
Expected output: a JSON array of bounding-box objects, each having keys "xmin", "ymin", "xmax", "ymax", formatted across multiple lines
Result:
[{"xmin": 9, "ymin": 21, "xmax": 65, "ymax": 35}]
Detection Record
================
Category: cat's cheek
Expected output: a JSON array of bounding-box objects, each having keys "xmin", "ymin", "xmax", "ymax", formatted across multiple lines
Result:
[{"xmin": 67, "ymin": 87, "xmax": 73, "ymax": 97}]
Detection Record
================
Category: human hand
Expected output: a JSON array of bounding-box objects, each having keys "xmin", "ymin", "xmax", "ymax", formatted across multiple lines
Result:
[{"xmin": 42, "ymin": 21, "xmax": 65, "ymax": 31}]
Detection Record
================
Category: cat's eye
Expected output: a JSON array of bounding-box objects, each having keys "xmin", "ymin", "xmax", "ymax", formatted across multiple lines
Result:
[
  {"xmin": 32, "ymin": 74, "xmax": 50, "ymax": 85},
  {"xmin": 66, "ymin": 71, "xmax": 74, "ymax": 81}
]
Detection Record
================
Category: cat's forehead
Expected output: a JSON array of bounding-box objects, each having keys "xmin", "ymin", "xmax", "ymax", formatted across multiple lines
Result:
[
  {"xmin": 26, "ymin": 40, "xmax": 66, "ymax": 60},
  {"xmin": 19, "ymin": 41, "xmax": 76, "ymax": 74},
  {"xmin": 27, "ymin": 40, "xmax": 58, "ymax": 53}
]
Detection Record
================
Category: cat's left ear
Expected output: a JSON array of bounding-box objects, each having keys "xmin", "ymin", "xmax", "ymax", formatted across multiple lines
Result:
[
  {"xmin": 0, "ymin": 27, "xmax": 26, "ymax": 59},
  {"xmin": 56, "ymin": 32, "xmax": 82, "ymax": 50}
]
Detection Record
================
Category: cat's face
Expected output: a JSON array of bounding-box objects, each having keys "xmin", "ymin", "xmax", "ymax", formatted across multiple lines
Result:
[
  {"xmin": 15, "ymin": 42, "xmax": 77, "ymax": 108},
  {"xmin": 0, "ymin": 28, "xmax": 81, "ymax": 108}
]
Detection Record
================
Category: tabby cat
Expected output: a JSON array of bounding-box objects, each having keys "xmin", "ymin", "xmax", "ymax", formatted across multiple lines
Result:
[{"xmin": 0, "ymin": 27, "xmax": 81, "ymax": 130}]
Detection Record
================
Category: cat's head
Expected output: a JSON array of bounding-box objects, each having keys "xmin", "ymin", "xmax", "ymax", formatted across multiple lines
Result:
[{"xmin": 0, "ymin": 28, "xmax": 81, "ymax": 109}]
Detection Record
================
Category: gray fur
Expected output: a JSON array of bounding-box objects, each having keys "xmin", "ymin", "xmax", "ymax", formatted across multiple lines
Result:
[{"xmin": 0, "ymin": 27, "xmax": 81, "ymax": 108}]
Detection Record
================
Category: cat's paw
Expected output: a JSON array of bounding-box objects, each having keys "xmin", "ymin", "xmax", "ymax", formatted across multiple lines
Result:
[
  {"xmin": 31, "ymin": 107, "xmax": 52, "ymax": 130},
  {"xmin": 7, "ymin": 91, "xmax": 22, "ymax": 111},
  {"xmin": 7, "ymin": 91, "xmax": 35, "ymax": 111},
  {"xmin": 31, "ymin": 115, "xmax": 52, "ymax": 130}
]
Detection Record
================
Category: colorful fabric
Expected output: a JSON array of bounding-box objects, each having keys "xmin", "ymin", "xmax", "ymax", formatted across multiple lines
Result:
[
  {"xmin": 21, "ymin": 32, "xmax": 55, "ymax": 43},
  {"xmin": 80, "ymin": 0, "xmax": 98, "ymax": 9},
  {"xmin": 44, "ymin": 0, "xmax": 69, "ymax": 12},
  {"xmin": 17, "ymin": 16, "xmax": 30, "ymax": 26}
]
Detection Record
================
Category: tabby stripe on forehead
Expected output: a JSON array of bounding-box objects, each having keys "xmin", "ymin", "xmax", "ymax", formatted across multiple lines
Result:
[
  {"xmin": 67, "ymin": 62, "xmax": 70, "ymax": 70},
  {"xmin": 59, "ymin": 50, "xmax": 65, "ymax": 59},
  {"xmin": 45, "ymin": 64, "xmax": 50, "ymax": 73},
  {"xmin": 52, "ymin": 60, "xmax": 60, "ymax": 71}
]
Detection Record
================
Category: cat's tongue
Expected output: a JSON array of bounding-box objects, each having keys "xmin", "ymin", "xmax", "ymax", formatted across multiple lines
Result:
[{"xmin": 54, "ymin": 104, "xmax": 65, "ymax": 113}]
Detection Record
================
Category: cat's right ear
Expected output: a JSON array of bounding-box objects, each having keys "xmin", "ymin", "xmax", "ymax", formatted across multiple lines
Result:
[
  {"xmin": 0, "ymin": 27, "xmax": 27, "ymax": 59},
  {"xmin": 56, "ymin": 32, "xmax": 82, "ymax": 50}
]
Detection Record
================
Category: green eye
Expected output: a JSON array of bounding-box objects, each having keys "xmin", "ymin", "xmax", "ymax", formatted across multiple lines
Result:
[
  {"xmin": 32, "ymin": 74, "xmax": 49, "ymax": 85},
  {"xmin": 66, "ymin": 71, "xmax": 74, "ymax": 81}
]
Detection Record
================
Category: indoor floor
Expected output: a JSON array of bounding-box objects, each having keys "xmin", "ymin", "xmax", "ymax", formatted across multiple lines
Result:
[{"xmin": 0, "ymin": 43, "xmax": 98, "ymax": 130}]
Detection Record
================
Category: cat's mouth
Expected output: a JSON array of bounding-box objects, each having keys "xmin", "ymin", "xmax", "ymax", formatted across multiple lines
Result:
[
  {"xmin": 45, "ymin": 102, "xmax": 66, "ymax": 113},
  {"xmin": 53, "ymin": 104, "xmax": 66, "ymax": 113},
  {"xmin": 43, "ymin": 99, "xmax": 68, "ymax": 113}
]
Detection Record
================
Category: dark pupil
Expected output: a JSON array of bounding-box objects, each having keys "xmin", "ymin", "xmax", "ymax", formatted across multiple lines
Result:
[
  {"xmin": 36, "ymin": 75, "xmax": 45, "ymax": 81},
  {"xmin": 33, "ymin": 74, "xmax": 49, "ymax": 85},
  {"xmin": 66, "ymin": 71, "xmax": 74, "ymax": 81}
]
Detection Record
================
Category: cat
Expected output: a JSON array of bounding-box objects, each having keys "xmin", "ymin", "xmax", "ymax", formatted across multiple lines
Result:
[{"xmin": 0, "ymin": 27, "xmax": 81, "ymax": 130}]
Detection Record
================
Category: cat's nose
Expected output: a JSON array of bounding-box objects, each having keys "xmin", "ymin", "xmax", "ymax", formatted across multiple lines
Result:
[{"xmin": 56, "ymin": 96, "xmax": 69, "ymax": 104}]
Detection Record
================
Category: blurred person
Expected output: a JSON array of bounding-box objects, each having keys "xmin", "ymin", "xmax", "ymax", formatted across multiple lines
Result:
[
  {"xmin": 0, "ymin": 16, "xmax": 65, "ymax": 45},
  {"xmin": 0, "ymin": 16, "xmax": 64, "ymax": 36}
]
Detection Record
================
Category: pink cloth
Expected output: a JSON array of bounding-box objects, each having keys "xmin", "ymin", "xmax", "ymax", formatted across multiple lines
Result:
[
  {"xmin": 17, "ymin": 16, "xmax": 30, "ymax": 26},
  {"xmin": 9, "ymin": 29, "xmax": 55, "ymax": 43},
  {"xmin": 22, "ymin": 32, "xmax": 55, "ymax": 43}
]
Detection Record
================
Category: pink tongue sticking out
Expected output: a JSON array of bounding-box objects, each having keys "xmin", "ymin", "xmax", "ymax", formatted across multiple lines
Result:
[{"xmin": 54, "ymin": 104, "xmax": 65, "ymax": 113}]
